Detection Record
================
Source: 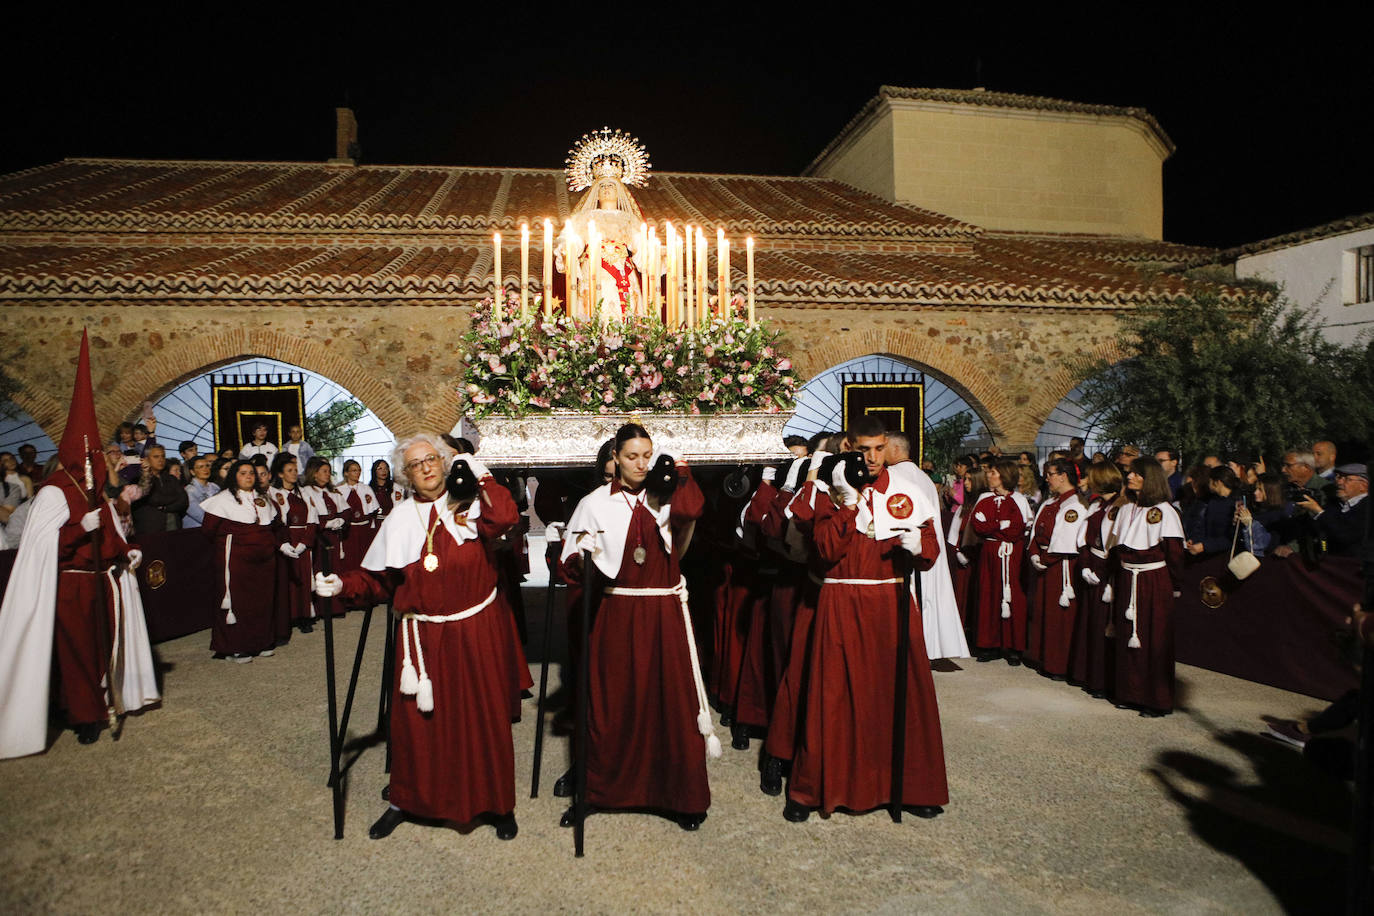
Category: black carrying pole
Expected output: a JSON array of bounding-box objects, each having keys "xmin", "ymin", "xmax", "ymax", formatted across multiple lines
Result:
[
  {"xmin": 379, "ymin": 605, "xmax": 395, "ymax": 774},
  {"xmin": 574, "ymin": 549, "xmax": 595, "ymax": 857},
  {"xmin": 530, "ymin": 575, "xmax": 561, "ymax": 798},
  {"xmin": 890, "ymin": 544, "xmax": 912, "ymax": 824},
  {"xmin": 319, "ymin": 543, "xmax": 345, "ymax": 840}
]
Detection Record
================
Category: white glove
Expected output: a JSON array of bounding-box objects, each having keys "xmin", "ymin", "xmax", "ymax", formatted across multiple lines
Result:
[
  {"xmin": 126, "ymin": 548, "xmax": 142, "ymax": 571},
  {"xmin": 1172, "ymin": 590, "xmax": 1182, "ymax": 599},
  {"xmin": 1081, "ymin": 567, "xmax": 1101, "ymax": 586},
  {"xmin": 898, "ymin": 529, "xmax": 924, "ymax": 557},
  {"xmin": 829, "ymin": 464, "xmax": 858, "ymax": 507},
  {"xmin": 461, "ymin": 455, "xmax": 492, "ymax": 480},
  {"xmin": 325, "ymin": 517, "xmax": 345, "ymax": 530},
  {"xmin": 293, "ymin": 543, "xmax": 307, "ymax": 557},
  {"xmin": 545, "ymin": 522, "xmax": 564, "ymax": 543},
  {"xmin": 955, "ymin": 550, "xmax": 969, "ymax": 568},
  {"xmin": 1029, "ymin": 554, "xmax": 1048, "ymax": 572},
  {"xmin": 313, "ymin": 572, "xmax": 343, "ymax": 597},
  {"xmin": 806, "ymin": 451, "xmax": 830, "ymax": 481},
  {"xmin": 80, "ymin": 509, "xmax": 102, "ymax": 532},
  {"xmin": 279, "ymin": 543, "xmax": 296, "ymax": 557},
  {"xmin": 761, "ymin": 466, "xmax": 776, "ymax": 483}
]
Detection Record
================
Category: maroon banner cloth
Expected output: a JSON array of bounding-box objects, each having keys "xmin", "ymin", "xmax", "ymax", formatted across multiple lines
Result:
[
  {"xmin": 130, "ymin": 528, "xmax": 218, "ymax": 643},
  {"xmin": 1175, "ymin": 552, "xmax": 1361, "ymax": 702}
]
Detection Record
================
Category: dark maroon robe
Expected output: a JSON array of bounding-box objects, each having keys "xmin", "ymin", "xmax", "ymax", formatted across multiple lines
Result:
[
  {"xmin": 559, "ymin": 473, "xmax": 710, "ymax": 815},
  {"xmin": 203, "ymin": 499, "xmax": 280, "ymax": 657},
  {"xmin": 1069, "ymin": 499, "xmax": 1115, "ymax": 692},
  {"xmin": 341, "ymin": 481, "xmax": 528, "ymax": 823},
  {"xmin": 787, "ymin": 475, "xmax": 949, "ymax": 813},
  {"xmin": 1027, "ymin": 489, "xmax": 1080, "ymax": 676},
  {"xmin": 274, "ymin": 487, "xmax": 316, "ymax": 632},
  {"xmin": 971, "ymin": 493, "xmax": 1028, "ymax": 652},
  {"xmin": 1109, "ymin": 531, "xmax": 1184, "ymax": 711}
]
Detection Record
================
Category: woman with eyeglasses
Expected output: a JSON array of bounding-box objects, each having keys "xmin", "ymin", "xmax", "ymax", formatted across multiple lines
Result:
[
  {"xmin": 1104, "ymin": 457, "xmax": 1184, "ymax": 717},
  {"xmin": 314, "ymin": 434, "xmax": 527, "ymax": 842}
]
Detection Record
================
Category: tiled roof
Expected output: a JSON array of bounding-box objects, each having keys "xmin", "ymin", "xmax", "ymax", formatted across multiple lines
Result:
[
  {"xmin": 1201, "ymin": 211, "xmax": 1374, "ymax": 264},
  {"xmin": 0, "ymin": 157, "xmax": 1242, "ymax": 309},
  {"xmin": 0, "ymin": 235, "xmax": 1232, "ymax": 307},
  {"xmin": 806, "ymin": 86, "xmax": 1175, "ymax": 175},
  {"xmin": 0, "ymin": 159, "xmax": 978, "ymax": 240}
]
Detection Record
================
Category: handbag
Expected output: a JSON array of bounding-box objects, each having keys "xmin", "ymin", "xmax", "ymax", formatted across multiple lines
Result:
[{"xmin": 1227, "ymin": 516, "xmax": 1260, "ymax": 580}]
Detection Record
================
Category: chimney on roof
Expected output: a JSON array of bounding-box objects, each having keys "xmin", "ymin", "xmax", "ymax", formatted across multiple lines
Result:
[{"xmin": 329, "ymin": 107, "xmax": 359, "ymax": 166}]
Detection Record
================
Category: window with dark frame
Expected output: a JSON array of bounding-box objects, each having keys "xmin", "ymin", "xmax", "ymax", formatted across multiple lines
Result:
[{"xmin": 1358, "ymin": 245, "xmax": 1374, "ymax": 305}]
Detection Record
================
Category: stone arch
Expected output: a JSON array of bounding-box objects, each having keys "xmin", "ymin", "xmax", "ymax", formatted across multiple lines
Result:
[
  {"xmin": 106, "ymin": 327, "xmax": 425, "ymax": 439},
  {"xmin": 8, "ymin": 384, "xmax": 67, "ymax": 450},
  {"xmin": 793, "ymin": 325, "xmax": 1010, "ymax": 442},
  {"xmin": 1021, "ymin": 338, "xmax": 1127, "ymax": 446}
]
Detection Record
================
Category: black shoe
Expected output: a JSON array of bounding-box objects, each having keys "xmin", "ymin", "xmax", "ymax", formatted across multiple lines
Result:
[
  {"xmin": 676, "ymin": 812, "xmax": 704, "ymax": 831},
  {"xmin": 492, "ymin": 813, "xmax": 519, "ymax": 840},
  {"xmin": 76, "ymin": 723, "xmax": 101, "ymax": 745},
  {"xmin": 783, "ymin": 799, "xmax": 810, "ymax": 823},
  {"xmin": 369, "ymin": 807, "xmax": 406, "ymax": 840},
  {"xmin": 1048, "ymin": 673, "xmax": 1068, "ymax": 682},
  {"xmin": 720, "ymin": 710, "xmax": 734, "ymax": 727},
  {"xmin": 297, "ymin": 621, "xmax": 314, "ymax": 634},
  {"xmin": 551, "ymin": 708, "xmax": 575, "ymax": 736},
  {"xmin": 731, "ymin": 723, "xmax": 750, "ymax": 751},
  {"xmin": 560, "ymin": 804, "xmax": 593, "ymax": 828},
  {"xmin": 975, "ymin": 651, "xmax": 1000, "ymax": 663},
  {"xmin": 910, "ymin": 805, "xmax": 944, "ymax": 819},
  {"xmin": 381, "ymin": 785, "xmax": 390, "ymax": 801},
  {"xmin": 1087, "ymin": 690, "xmax": 1107, "ymax": 699},
  {"xmin": 760, "ymin": 755, "xmax": 784, "ymax": 796},
  {"xmin": 1138, "ymin": 707, "xmax": 1170, "ymax": 718},
  {"xmin": 552, "ymin": 769, "xmax": 573, "ymax": 798},
  {"xmin": 1006, "ymin": 653, "xmax": 1023, "ymax": 667}
]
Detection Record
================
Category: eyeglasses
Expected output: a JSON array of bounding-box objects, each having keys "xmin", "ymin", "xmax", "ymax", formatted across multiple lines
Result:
[{"xmin": 404, "ymin": 454, "xmax": 442, "ymax": 474}]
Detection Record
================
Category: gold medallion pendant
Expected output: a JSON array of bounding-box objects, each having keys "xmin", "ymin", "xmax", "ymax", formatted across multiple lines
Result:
[
  {"xmin": 866, "ymin": 522, "xmax": 876, "ymax": 539},
  {"xmin": 423, "ymin": 553, "xmax": 439, "ymax": 573},
  {"xmin": 633, "ymin": 546, "xmax": 648, "ymax": 565}
]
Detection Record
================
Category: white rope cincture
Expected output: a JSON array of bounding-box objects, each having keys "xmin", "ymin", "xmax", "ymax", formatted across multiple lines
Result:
[
  {"xmin": 998, "ymin": 541, "xmax": 1014, "ymax": 618},
  {"xmin": 604, "ymin": 576, "xmax": 722, "ymax": 759},
  {"xmin": 820, "ymin": 576, "xmax": 902, "ymax": 586},
  {"xmin": 221, "ymin": 532, "xmax": 236, "ymax": 624},
  {"xmin": 1059, "ymin": 558, "xmax": 1076, "ymax": 608},
  {"xmin": 396, "ymin": 586, "xmax": 499, "ymax": 713},
  {"xmin": 1121, "ymin": 560, "xmax": 1166, "ymax": 649}
]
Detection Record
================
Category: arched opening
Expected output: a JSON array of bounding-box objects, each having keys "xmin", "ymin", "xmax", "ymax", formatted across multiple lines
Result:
[
  {"xmin": 150, "ymin": 357, "xmax": 396, "ymax": 472},
  {"xmin": 1034, "ymin": 381, "xmax": 1110, "ymax": 461},
  {"xmin": 0, "ymin": 404, "xmax": 56, "ymax": 462},
  {"xmin": 785, "ymin": 354, "xmax": 992, "ymax": 467}
]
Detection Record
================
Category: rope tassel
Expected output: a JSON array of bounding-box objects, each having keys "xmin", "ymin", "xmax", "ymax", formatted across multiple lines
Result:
[
  {"xmin": 1060, "ymin": 561, "xmax": 1075, "ymax": 608},
  {"xmin": 998, "ymin": 541, "xmax": 1014, "ymax": 618}
]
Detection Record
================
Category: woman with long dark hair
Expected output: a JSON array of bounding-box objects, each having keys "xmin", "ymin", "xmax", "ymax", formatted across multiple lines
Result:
[
  {"xmin": 1105, "ymin": 456, "xmax": 1184, "ymax": 716},
  {"xmin": 557, "ymin": 423, "xmax": 713, "ymax": 830},
  {"xmin": 269, "ymin": 452, "xmax": 317, "ymax": 636},
  {"xmin": 948, "ymin": 464, "xmax": 987, "ymax": 629},
  {"xmin": 301, "ymin": 457, "xmax": 348, "ymax": 619},
  {"xmin": 336, "ymin": 459, "xmax": 381, "ymax": 602},
  {"xmin": 369, "ymin": 459, "xmax": 403, "ymax": 522},
  {"xmin": 1235, "ymin": 471, "xmax": 1291, "ymax": 557},
  {"xmin": 970, "ymin": 458, "xmax": 1031, "ymax": 664},
  {"xmin": 200, "ymin": 460, "xmax": 283, "ymax": 662},
  {"xmin": 1069, "ymin": 461, "xmax": 1124, "ymax": 697}
]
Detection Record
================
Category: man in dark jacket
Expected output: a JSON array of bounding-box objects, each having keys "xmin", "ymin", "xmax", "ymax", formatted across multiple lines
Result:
[
  {"xmin": 1304, "ymin": 463, "xmax": 1369, "ymax": 558},
  {"xmin": 131, "ymin": 443, "xmax": 188, "ymax": 534}
]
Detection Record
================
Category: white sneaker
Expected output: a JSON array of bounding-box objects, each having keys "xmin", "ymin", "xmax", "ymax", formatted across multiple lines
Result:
[
  {"xmin": 232, "ymin": 654, "xmax": 254, "ymax": 664},
  {"xmin": 259, "ymin": 649, "xmax": 275, "ymax": 658}
]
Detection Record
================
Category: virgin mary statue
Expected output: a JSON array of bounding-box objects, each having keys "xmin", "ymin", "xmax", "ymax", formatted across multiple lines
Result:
[{"xmin": 556, "ymin": 128, "xmax": 651, "ymax": 319}]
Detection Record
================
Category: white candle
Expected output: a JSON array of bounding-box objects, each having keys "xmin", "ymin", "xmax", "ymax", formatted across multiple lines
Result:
[
  {"xmin": 493, "ymin": 232, "xmax": 502, "ymax": 321},
  {"xmin": 665, "ymin": 222, "xmax": 676, "ymax": 325},
  {"xmin": 717, "ymin": 228, "xmax": 728, "ymax": 317},
  {"xmin": 684, "ymin": 224, "xmax": 694, "ymax": 327},
  {"xmin": 587, "ymin": 219, "xmax": 599, "ymax": 322},
  {"xmin": 746, "ymin": 236, "xmax": 755, "ymax": 325},
  {"xmin": 696, "ymin": 228, "xmax": 707, "ymax": 322},
  {"xmin": 639, "ymin": 222, "xmax": 648, "ymax": 316},
  {"xmin": 543, "ymin": 219, "xmax": 554, "ymax": 318},
  {"xmin": 520, "ymin": 223, "xmax": 530, "ymax": 321},
  {"xmin": 564, "ymin": 222, "xmax": 578, "ymax": 318}
]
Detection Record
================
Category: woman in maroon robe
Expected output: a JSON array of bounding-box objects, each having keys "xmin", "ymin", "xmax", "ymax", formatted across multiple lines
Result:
[
  {"xmin": 558, "ymin": 423, "xmax": 714, "ymax": 830},
  {"xmin": 316, "ymin": 435, "xmax": 527, "ymax": 841},
  {"xmin": 302, "ymin": 458, "xmax": 347, "ymax": 619},
  {"xmin": 1068, "ymin": 461, "xmax": 1123, "ymax": 696},
  {"xmin": 1106, "ymin": 457, "xmax": 1185, "ymax": 716},
  {"xmin": 269, "ymin": 453, "xmax": 317, "ymax": 636},
  {"xmin": 369, "ymin": 459, "xmax": 402, "ymax": 521},
  {"xmin": 1026, "ymin": 459, "xmax": 1088, "ymax": 678},
  {"xmin": 948, "ymin": 465, "xmax": 987, "ymax": 632},
  {"xmin": 971, "ymin": 458, "xmax": 1031, "ymax": 664},
  {"xmin": 201, "ymin": 460, "xmax": 282, "ymax": 662}
]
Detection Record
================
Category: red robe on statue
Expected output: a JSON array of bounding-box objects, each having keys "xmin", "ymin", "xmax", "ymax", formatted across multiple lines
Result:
[
  {"xmin": 559, "ymin": 470, "xmax": 711, "ymax": 815},
  {"xmin": 787, "ymin": 471, "xmax": 949, "ymax": 814},
  {"xmin": 340, "ymin": 479, "xmax": 529, "ymax": 823}
]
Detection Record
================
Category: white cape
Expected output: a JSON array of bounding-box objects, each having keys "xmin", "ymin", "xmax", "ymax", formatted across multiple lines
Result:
[{"xmin": 888, "ymin": 462, "xmax": 970, "ymax": 660}]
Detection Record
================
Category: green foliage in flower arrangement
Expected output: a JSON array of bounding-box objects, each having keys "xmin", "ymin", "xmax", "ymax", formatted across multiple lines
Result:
[{"xmin": 458, "ymin": 296, "xmax": 797, "ymax": 418}]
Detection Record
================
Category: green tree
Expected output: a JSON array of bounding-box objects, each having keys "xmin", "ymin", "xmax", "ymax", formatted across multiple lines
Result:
[
  {"xmin": 305, "ymin": 398, "xmax": 366, "ymax": 458},
  {"xmin": 923, "ymin": 411, "xmax": 974, "ymax": 474},
  {"xmin": 1073, "ymin": 290, "xmax": 1372, "ymax": 461}
]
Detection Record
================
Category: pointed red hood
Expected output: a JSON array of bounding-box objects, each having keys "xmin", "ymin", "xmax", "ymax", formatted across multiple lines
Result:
[{"xmin": 56, "ymin": 329, "xmax": 104, "ymax": 484}]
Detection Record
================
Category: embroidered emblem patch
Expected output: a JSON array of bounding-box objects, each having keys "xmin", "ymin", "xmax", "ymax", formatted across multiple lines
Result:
[
  {"xmin": 887, "ymin": 493, "xmax": 913, "ymax": 519},
  {"xmin": 275, "ymin": 494, "xmax": 285, "ymax": 505},
  {"xmin": 145, "ymin": 559, "xmax": 167, "ymax": 590},
  {"xmin": 254, "ymin": 497, "xmax": 267, "ymax": 507},
  {"xmin": 1064, "ymin": 510, "xmax": 1078, "ymax": 523},
  {"xmin": 1108, "ymin": 507, "xmax": 1119, "ymax": 521},
  {"xmin": 1199, "ymin": 576, "xmax": 1226, "ymax": 608},
  {"xmin": 1146, "ymin": 507, "xmax": 1163, "ymax": 525}
]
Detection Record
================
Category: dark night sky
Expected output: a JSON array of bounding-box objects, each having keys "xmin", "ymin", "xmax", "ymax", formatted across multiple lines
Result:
[{"xmin": 4, "ymin": 8, "xmax": 1370, "ymax": 249}]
